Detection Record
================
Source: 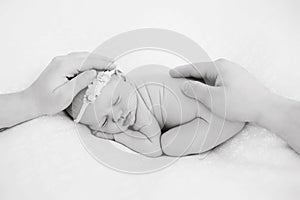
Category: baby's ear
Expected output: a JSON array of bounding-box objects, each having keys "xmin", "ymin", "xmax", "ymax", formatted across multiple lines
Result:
[{"xmin": 91, "ymin": 130, "xmax": 114, "ymax": 140}]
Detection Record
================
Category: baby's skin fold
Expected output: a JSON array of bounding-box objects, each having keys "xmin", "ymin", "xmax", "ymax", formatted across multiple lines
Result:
[{"xmin": 67, "ymin": 65, "xmax": 245, "ymax": 157}]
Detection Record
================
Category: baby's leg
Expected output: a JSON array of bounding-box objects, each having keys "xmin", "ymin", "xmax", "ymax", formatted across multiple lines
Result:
[{"xmin": 161, "ymin": 117, "xmax": 244, "ymax": 157}]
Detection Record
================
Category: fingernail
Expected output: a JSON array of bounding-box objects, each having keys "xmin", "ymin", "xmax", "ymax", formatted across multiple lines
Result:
[
  {"xmin": 182, "ymin": 81, "xmax": 193, "ymax": 96},
  {"xmin": 170, "ymin": 69, "xmax": 178, "ymax": 76},
  {"xmin": 88, "ymin": 70, "xmax": 97, "ymax": 77},
  {"xmin": 109, "ymin": 63, "xmax": 117, "ymax": 68},
  {"xmin": 182, "ymin": 81, "xmax": 189, "ymax": 91}
]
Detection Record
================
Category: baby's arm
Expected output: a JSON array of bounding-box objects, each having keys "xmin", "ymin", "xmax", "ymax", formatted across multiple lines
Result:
[
  {"xmin": 114, "ymin": 129, "xmax": 162, "ymax": 157},
  {"xmin": 94, "ymin": 129, "xmax": 162, "ymax": 157}
]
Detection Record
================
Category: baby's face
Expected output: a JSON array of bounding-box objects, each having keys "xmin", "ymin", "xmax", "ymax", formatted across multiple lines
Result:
[{"xmin": 78, "ymin": 73, "xmax": 138, "ymax": 134}]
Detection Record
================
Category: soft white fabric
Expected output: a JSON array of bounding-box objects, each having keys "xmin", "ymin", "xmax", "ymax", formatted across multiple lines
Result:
[{"xmin": 0, "ymin": 0, "xmax": 300, "ymax": 200}]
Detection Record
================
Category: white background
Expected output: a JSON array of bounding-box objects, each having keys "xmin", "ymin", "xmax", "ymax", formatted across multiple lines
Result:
[{"xmin": 0, "ymin": 0, "xmax": 300, "ymax": 200}]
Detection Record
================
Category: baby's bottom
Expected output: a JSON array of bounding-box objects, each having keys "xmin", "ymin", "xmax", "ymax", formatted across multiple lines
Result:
[{"xmin": 161, "ymin": 117, "xmax": 245, "ymax": 157}]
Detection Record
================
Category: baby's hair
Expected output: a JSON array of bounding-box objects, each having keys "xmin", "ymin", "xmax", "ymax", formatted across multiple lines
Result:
[{"xmin": 65, "ymin": 88, "xmax": 87, "ymax": 120}]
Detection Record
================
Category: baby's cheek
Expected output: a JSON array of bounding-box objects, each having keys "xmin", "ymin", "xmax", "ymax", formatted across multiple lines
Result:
[{"xmin": 125, "ymin": 86, "xmax": 137, "ymax": 106}]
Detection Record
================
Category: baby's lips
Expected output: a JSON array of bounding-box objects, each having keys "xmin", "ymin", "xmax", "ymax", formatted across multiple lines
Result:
[
  {"xmin": 122, "ymin": 113, "xmax": 129, "ymax": 126},
  {"xmin": 123, "ymin": 111, "xmax": 134, "ymax": 126}
]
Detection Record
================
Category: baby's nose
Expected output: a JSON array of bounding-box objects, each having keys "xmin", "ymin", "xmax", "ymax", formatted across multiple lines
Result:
[{"xmin": 112, "ymin": 109, "xmax": 124, "ymax": 123}]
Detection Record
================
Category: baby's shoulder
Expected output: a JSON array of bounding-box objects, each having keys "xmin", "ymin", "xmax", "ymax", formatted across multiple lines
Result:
[
  {"xmin": 126, "ymin": 64, "xmax": 182, "ymax": 87},
  {"xmin": 126, "ymin": 64, "xmax": 170, "ymax": 84}
]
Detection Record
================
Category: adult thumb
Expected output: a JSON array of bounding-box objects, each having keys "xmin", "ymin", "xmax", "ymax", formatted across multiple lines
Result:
[
  {"xmin": 61, "ymin": 70, "xmax": 97, "ymax": 98},
  {"xmin": 182, "ymin": 80, "xmax": 219, "ymax": 110}
]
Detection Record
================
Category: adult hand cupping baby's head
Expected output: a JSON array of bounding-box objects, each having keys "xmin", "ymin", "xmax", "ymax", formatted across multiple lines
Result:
[{"xmin": 28, "ymin": 52, "xmax": 116, "ymax": 116}]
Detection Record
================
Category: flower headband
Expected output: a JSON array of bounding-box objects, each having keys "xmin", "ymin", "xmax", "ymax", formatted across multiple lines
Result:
[{"xmin": 74, "ymin": 69, "xmax": 123, "ymax": 123}]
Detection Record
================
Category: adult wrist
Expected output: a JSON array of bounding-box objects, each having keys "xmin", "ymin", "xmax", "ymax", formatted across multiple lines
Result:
[
  {"xmin": 21, "ymin": 87, "xmax": 43, "ymax": 118},
  {"xmin": 255, "ymin": 92, "xmax": 286, "ymax": 128}
]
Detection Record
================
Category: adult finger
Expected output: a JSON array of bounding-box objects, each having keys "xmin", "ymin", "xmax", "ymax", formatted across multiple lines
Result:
[
  {"xmin": 169, "ymin": 62, "xmax": 218, "ymax": 80},
  {"xmin": 59, "ymin": 52, "xmax": 116, "ymax": 76},
  {"xmin": 182, "ymin": 80, "xmax": 223, "ymax": 111},
  {"xmin": 79, "ymin": 54, "xmax": 116, "ymax": 71},
  {"xmin": 71, "ymin": 52, "xmax": 116, "ymax": 71},
  {"xmin": 58, "ymin": 69, "xmax": 97, "ymax": 98},
  {"xmin": 68, "ymin": 51, "xmax": 114, "ymax": 62}
]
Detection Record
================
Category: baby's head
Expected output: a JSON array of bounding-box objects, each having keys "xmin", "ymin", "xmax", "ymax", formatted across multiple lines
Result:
[{"xmin": 66, "ymin": 70, "xmax": 138, "ymax": 134}]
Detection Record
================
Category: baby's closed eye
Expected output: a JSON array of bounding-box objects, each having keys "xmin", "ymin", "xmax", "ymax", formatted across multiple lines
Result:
[
  {"xmin": 113, "ymin": 96, "xmax": 121, "ymax": 105},
  {"xmin": 101, "ymin": 116, "xmax": 109, "ymax": 127}
]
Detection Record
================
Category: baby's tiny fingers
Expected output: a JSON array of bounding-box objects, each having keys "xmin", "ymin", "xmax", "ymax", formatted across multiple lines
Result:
[{"xmin": 92, "ymin": 131, "xmax": 114, "ymax": 140}]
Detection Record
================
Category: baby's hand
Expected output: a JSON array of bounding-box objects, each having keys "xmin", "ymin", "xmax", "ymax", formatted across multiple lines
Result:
[
  {"xmin": 27, "ymin": 52, "xmax": 115, "ymax": 116},
  {"xmin": 92, "ymin": 131, "xmax": 115, "ymax": 140}
]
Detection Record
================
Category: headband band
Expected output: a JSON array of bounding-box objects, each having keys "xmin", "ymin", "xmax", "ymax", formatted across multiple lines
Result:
[{"xmin": 74, "ymin": 69, "xmax": 123, "ymax": 123}]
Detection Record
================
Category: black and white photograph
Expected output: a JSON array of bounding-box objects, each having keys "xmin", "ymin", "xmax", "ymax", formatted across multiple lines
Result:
[{"xmin": 0, "ymin": 0, "xmax": 299, "ymax": 199}]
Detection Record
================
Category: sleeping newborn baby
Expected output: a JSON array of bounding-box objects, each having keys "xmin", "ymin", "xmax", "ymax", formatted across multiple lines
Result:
[{"xmin": 67, "ymin": 65, "xmax": 244, "ymax": 157}]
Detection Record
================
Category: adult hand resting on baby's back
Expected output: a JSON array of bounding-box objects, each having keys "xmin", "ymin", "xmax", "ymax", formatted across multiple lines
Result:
[
  {"xmin": 170, "ymin": 59, "xmax": 300, "ymax": 154},
  {"xmin": 169, "ymin": 58, "xmax": 272, "ymax": 123},
  {"xmin": 0, "ymin": 52, "xmax": 115, "ymax": 129}
]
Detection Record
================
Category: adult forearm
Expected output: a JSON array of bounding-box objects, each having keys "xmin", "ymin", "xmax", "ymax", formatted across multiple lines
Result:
[
  {"xmin": 0, "ymin": 89, "xmax": 41, "ymax": 129},
  {"xmin": 257, "ymin": 93, "xmax": 300, "ymax": 153}
]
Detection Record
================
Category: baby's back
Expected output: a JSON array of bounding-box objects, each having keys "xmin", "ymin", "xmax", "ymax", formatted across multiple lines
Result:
[{"xmin": 127, "ymin": 65, "xmax": 211, "ymax": 129}]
